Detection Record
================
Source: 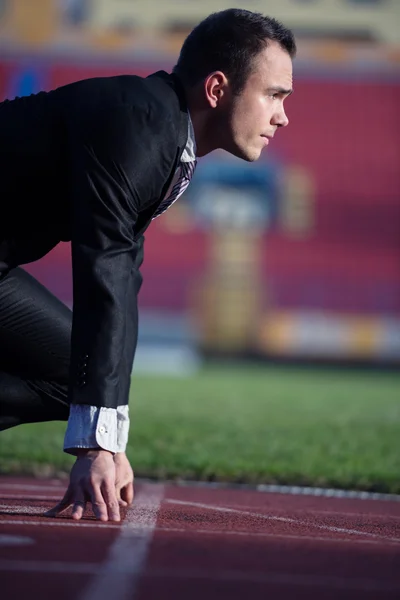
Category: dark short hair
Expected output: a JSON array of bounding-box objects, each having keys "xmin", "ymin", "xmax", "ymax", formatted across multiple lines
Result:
[{"xmin": 173, "ymin": 9, "xmax": 296, "ymax": 95}]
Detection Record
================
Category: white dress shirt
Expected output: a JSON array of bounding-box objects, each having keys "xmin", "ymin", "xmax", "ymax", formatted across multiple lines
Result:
[{"xmin": 64, "ymin": 112, "xmax": 197, "ymax": 455}]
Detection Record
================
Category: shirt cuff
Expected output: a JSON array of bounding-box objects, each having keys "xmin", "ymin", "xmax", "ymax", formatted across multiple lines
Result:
[{"xmin": 64, "ymin": 404, "xmax": 130, "ymax": 455}]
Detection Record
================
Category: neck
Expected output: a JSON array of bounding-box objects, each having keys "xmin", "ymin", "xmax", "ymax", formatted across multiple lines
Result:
[{"xmin": 185, "ymin": 86, "xmax": 219, "ymax": 158}]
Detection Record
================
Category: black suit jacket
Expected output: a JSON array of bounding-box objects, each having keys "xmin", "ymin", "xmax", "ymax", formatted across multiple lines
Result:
[{"xmin": 0, "ymin": 70, "xmax": 189, "ymax": 408}]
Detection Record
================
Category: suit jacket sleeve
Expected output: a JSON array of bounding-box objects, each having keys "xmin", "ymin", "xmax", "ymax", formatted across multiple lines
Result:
[{"xmin": 67, "ymin": 104, "xmax": 155, "ymax": 409}]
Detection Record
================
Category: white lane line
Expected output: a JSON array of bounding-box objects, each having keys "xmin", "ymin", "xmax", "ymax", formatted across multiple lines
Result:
[
  {"xmin": 0, "ymin": 519, "xmax": 121, "ymax": 529},
  {"xmin": 0, "ymin": 505, "xmax": 48, "ymax": 515},
  {"xmin": 155, "ymin": 525, "xmax": 400, "ymax": 547},
  {"xmin": 0, "ymin": 495, "xmax": 62, "ymax": 501},
  {"xmin": 0, "ymin": 484, "xmax": 65, "ymax": 492},
  {"xmin": 254, "ymin": 483, "xmax": 400, "ymax": 502},
  {"xmin": 176, "ymin": 480, "xmax": 400, "ymax": 502},
  {"xmin": 2, "ymin": 497, "xmax": 400, "ymax": 521},
  {"xmin": 0, "ymin": 535, "xmax": 35, "ymax": 546},
  {"xmin": 224, "ymin": 504, "xmax": 400, "ymax": 521},
  {"xmin": 165, "ymin": 499, "xmax": 400, "ymax": 544},
  {"xmin": 79, "ymin": 483, "xmax": 164, "ymax": 600},
  {"xmin": 2, "ymin": 480, "xmax": 400, "ymax": 502}
]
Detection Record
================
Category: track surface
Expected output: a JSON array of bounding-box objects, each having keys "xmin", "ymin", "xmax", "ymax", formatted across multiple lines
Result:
[{"xmin": 1, "ymin": 476, "xmax": 399, "ymax": 599}]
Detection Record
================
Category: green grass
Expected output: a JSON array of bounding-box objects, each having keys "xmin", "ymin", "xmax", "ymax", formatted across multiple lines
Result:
[{"xmin": 1, "ymin": 364, "xmax": 399, "ymax": 493}]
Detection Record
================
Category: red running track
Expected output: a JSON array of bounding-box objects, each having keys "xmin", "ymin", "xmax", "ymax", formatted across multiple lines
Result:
[{"xmin": 0, "ymin": 476, "xmax": 399, "ymax": 600}]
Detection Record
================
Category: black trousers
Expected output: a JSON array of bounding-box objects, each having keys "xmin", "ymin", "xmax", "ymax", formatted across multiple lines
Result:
[{"xmin": 0, "ymin": 267, "xmax": 71, "ymax": 431}]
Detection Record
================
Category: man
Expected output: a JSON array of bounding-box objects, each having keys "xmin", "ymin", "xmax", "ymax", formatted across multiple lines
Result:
[{"xmin": 0, "ymin": 9, "xmax": 295, "ymax": 521}]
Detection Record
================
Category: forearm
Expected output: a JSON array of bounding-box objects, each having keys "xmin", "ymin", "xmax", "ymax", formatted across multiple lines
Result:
[{"xmin": 69, "ymin": 235, "xmax": 144, "ymax": 410}]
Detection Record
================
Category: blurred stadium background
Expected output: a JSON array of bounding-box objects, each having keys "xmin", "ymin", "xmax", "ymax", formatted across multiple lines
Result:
[
  {"xmin": 0, "ymin": 1, "xmax": 399, "ymax": 490},
  {"xmin": 0, "ymin": 0, "xmax": 399, "ymax": 373}
]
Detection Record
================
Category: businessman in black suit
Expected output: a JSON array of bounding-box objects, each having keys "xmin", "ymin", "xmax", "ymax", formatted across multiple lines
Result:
[{"xmin": 0, "ymin": 9, "xmax": 295, "ymax": 521}]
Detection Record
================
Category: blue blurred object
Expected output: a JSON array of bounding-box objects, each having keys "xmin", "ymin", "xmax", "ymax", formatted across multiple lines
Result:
[
  {"xmin": 7, "ymin": 65, "xmax": 46, "ymax": 99},
  {"xmin": 187, "ymin": 152, "xmax": 283, "ymax": 231}
]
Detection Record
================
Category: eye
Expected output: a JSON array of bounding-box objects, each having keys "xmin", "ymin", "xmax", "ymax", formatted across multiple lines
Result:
[{"xmin": 268, "ymin": 92, "xmax": 280, "ymax": 100}]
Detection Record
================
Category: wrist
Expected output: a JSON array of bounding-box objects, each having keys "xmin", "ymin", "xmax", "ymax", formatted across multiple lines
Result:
[{"xmin": 75, "ymin": 448, "xmax": 114, "ymax": 458}]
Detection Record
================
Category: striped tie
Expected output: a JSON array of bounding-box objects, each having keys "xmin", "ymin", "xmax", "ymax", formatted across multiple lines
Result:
[{"xmin": 153, "ymin": 160, "xmax": 197, "ymax": 219}]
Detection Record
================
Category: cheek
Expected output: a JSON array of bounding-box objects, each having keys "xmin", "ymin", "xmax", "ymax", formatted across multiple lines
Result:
[
  {"xmin": 231, "ymin": 96, "xmax": 267, "ymax": 142},
  {"xmin": 248, "ymin": 97, "xmax": 270, "ymax": 127},
  {"xmin": 237, "ymin": 99, "xmax": 263, "ymax": 133}
]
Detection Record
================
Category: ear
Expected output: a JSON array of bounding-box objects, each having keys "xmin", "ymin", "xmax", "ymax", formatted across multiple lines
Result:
[{"xmin": 204, "ymin": 71, "xmax": 228, "ymax": 108}]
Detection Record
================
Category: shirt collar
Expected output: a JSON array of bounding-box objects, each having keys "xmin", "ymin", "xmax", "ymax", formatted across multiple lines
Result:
[{"xmin": 180, "ymin": 110, "xmax": 197, "ymax": 162}]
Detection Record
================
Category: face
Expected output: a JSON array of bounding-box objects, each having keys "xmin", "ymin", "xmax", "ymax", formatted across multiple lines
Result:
[{"xmin": 207, "ymin": 42, "xmax": 293, "ymax": 161}]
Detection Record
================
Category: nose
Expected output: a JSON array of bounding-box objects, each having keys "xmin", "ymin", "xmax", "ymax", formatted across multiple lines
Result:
[{"xmin": 272, "ymin": 106, "xmax": 289, "ymax": 128}]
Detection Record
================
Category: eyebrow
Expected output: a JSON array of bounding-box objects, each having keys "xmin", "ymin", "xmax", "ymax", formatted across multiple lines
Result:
[{"xmin": 268, "ymin": 87, "xmax": 294, "ymax": 96}]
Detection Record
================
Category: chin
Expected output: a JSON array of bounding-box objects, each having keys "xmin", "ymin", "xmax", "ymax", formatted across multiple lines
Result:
[
  {"xmin": 229, "ymin": 145, "xmax": 261, "ymax": 163},
  {"xmin": 241, "ymin": 148, "xmax": 262, "ymax": 162}
]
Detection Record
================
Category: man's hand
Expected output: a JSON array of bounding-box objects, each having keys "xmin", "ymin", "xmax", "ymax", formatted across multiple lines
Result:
[
  {"xmin": 44, "ymin": 449, "xmax": 121, "ymax": 522},
  {"xmin": 114, "ymin": 452, "xmax": 134, "ymax": 507}
]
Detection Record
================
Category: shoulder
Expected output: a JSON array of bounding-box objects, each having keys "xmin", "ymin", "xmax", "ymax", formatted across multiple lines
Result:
[
  {"xmin": 54, "ymin": 71, "xmax": 179, "ymax": 125},
  {"xmin": 62, "ymin": 73, "xmax": 185, "ymax": 174}
]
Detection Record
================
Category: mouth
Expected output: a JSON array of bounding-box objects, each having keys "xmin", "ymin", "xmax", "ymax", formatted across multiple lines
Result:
[{"xmin": 261, "ymin": 135, "xmax": 272, "ymax": 146}]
